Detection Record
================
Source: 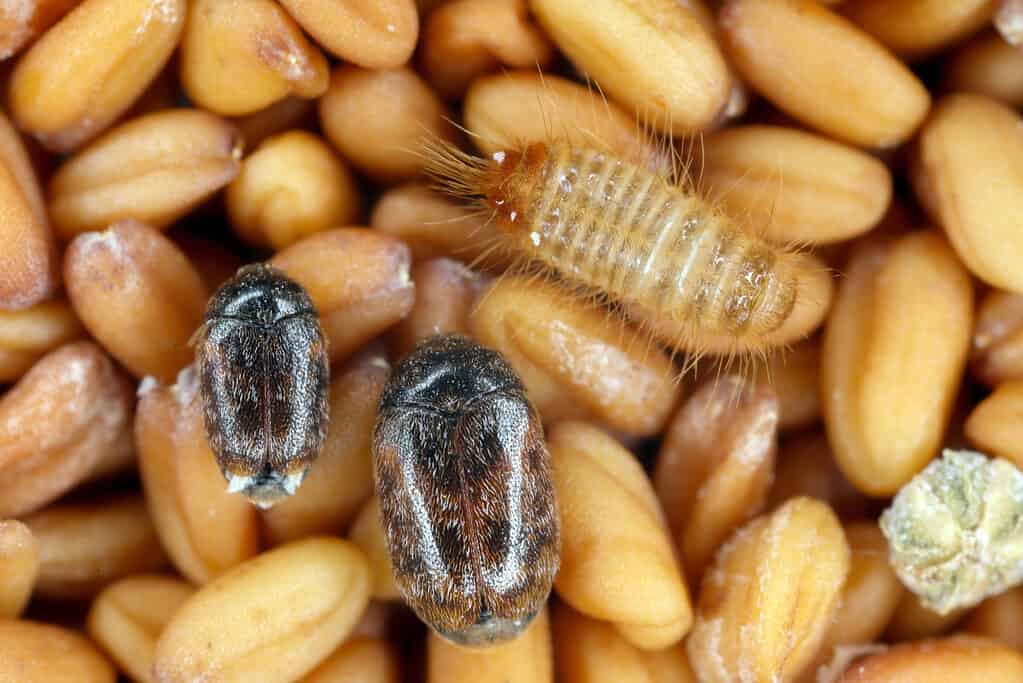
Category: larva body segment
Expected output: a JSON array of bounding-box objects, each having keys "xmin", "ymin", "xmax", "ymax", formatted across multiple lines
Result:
[{"xmin": 425, "ymin": 139, "xmax": 805, "ymax": 350}]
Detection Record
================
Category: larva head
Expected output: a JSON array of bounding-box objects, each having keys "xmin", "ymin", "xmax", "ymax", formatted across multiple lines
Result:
[{"xmin": 482, "ymin": 142, "xmax": 548, "ymax": 228}]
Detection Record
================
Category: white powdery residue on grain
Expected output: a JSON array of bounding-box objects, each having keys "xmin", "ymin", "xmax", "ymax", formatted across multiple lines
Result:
[
  {"xmin": 735, "ymin": 407, "xmax": 776, "ymax": 468},
  {"xmin": 0, "ymin": 0, "xmax": 36, "ymax": 59},
  {"xmin": 996, "ymin": 0, "xmax": 1023, "ymax": 46},
  {"xmin": 137, "ymin": 375, "xmax": 160, "ymax": 398},
  {"xmin": 737, "ymin": 622, "xmax": 758, "ymax": 683},
  {"xmin": 75, "ymin": 227, "xmax": 127, "ymax": 261},
  {"xmin": 700, "ymin": 616, "xmax": 731, "ymax": 683},
  {"xmin": 396, "ymin": 259, "xmax": 413, "ymax": 289},
  {"xmin": 0, "ymin": 349, "xmax": 90, "ymax": 443},
  {"xmin": 138, "ymin": 0, "xmax": 180, "ymax": 36},
  {"xmin": 171, "ymin": 364, "xmax": 200, "ymax": 407}
]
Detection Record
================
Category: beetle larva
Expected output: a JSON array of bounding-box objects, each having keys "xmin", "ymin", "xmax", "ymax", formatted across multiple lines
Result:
[
  {"xmin": 194, "ymin": 262, "xmax": 329, "ymax": 509},
  {"xmin": 421, "ymin": 138, "xmax": 815, "ymax": 358},
  {"xmin": 372, "ymin": 333, "xmax": 560, "ymax": 647}
]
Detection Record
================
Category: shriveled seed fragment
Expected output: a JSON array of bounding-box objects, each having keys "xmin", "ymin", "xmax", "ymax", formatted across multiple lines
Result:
[{"xmin": 880, "ymin": 448, "xmax": 1023, "ymax": 614}]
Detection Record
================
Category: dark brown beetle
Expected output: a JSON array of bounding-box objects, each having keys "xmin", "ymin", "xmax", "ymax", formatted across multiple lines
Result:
[
  {"xmin": 194, "ymin": 262, "xmax": 329, "ymax": 509},
  {"xmin": 372, "ymin": 333, "xmax": 560, "ymax": 647}
]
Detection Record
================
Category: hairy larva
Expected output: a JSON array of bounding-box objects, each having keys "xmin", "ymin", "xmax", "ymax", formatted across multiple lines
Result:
[
  {"xmin": 421, "ymin": 136, "xmax": 819, "ymax": 364},
  {"xmin": 372, "ymin": 333, "xmax": 560, "ymax": 647},
  {"xmin": 194, "ymin": 263, "xmax": 330, "ymax": 509}
]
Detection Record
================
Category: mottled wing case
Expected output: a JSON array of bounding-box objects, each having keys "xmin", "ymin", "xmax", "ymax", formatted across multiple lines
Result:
[
  {"xmin": 197, "ymin": 314, "xmax": 329, "ymax": 478},
  {"xmin": 374, "ymin": 392, "xmax": 559, "ymax": 636}
]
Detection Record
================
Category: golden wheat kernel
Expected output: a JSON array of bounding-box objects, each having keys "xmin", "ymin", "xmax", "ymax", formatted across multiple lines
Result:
[
  {"xmin": 153, "ymin": 537, "xmax": 371, "ymax": 683},
  {"xmin": 644, "ymin": 643, "xmax": 699, "ymax": 683},
  {"xmin": 653, "ymin": 375, "xmax": 778, "ymax": 583},
  {"xmin": 550, "ymin": 421, "xmax": 692, "ymax": 650},
  {"xmin": 553, "ymin": 603, "xmax": 697, "ymax": 683},
  {"xmin": 232, "ymin": 96, "xmax": 316, "ymax": 150},
  {"xmin": 686, "ymin": 496, "xmax": 849, "ymax": 683},
  {"xmin": 278, "ymin": 0, "xmax": 419, "ymax": 69},
  {"xmin": 226, "ymin": 130, "xmax": 361, "ymax": 250},
  {"xmin": 0, "ymin": 109, "xmax": 55, "ymax": 311},
  {"xmin": 301, "ymin": 637, "xmax": 402, "ymax": 683},
  {"xmin": 124, "ymin": 62, "xmax": 181, "ymax": 119},
  {"xmin": 970, "ymin": 289, "xmax": 1023, "ymax": 386},
  {"xmin": 944, "ymin": 31, "xmax": 1023, "ymax": 108},
  {"xmin": 0, "ymin": 341, "xmax": 134, "ymax": 518},
  {"xmin": 48, "ymin": 108, "xmax": 243, "ymax": 239},
  {"xmin": 0, "ymin": 299, "xmax": 84, "ymax": 383},
  {"xmin": 0, "ymin": 161, "xmax": 54, "ymax": 312},
  {"xmin": 720, "ymin": 0, "xmax": 930, "ymax": 148},
  {"xmin": 319, "ymin": 64, "xmax": 456, "ymax": 184},
  {"xmin": 388, "ymin": 258, "xmax": 484, "ymax": 359},
  {"xmin": 23, "ymin": 494, "xmax": 168, "ymax": 600},
  {"xmin": 135, "ymin": 366, "xmax": 261, "ymax": 584},
  {"xmin": 369, "ymin": 183, "xmax": 506, "ymax": 266},
  {"xmin": 181, "ymin": 0, "xmax": 329, "ymax": 117},
  {"xmin": 469, "ymin": 277, "xmax": 681, "ymax": 438},
  {"xmin": 835, "ymin": 635, "xmax": 1023, "ymax": 682},
  {"xmin": 884, "ymin": 590, "xmax": 968, "ymax": 642},
  {"xmin": 419, "ymin": 0, "xmax": 554, "ymax": 99},
  {"xmin": 843, "ymin": 0, "xmax": 998, "ymax": 60},
  {"xmin": 0, "ymin": 0, "xmax": 81, "ymax": 60},
  {"xmin": 767, "ymin": 431, "xmax": 873, "ymax": 521},
  {"xmin": 964, "ymin": 380, "xmax": 1023, "ymax": 468},
  {"xmin": 0, "ymin": 520, "xmax": 38, "ymax": 618},
  {"xmin": 802, "ymin": 521, "xmax": 904, "ymax": 681},
  {"xmin": 702, "ymin": 124, "xmax": 893, "ymax": 245},
  {"xmin": 964, "ymin": 585, "xmax": 1023, "ymax": 650},
  {"xmin": 0, "ymin": 619, "xmax": 116, "ymax": 683},
  {"xmin": 529, "ymin": 0, "xmax": 731, "ymax": 135},
  {"xmin": 747, "ymin": 336, "xmax": 821, "ymax": 432},
  {"xmin": 86, "ymin": 575, "xmax": 195, "ymax": 683},
  {"xmin": 913, "ymin": 93, "xmax": 1023, "ymax": 293},
  {"xmin": 169, "ymin": 229, "xmax": 243, "ymax": 293},
  {"xmin": 463, "ymin": 70, "xmax": 666, "ymax": 170},
  {"xmin": 880, "ymin": 449, "xmax": 1023, "ymax": 615},
  {"xmin": 349, "ymin": 496, "xmax": 401, "ymax": 601},
  {"xmin": 0, "ymin": 110, "xmax": 47, "ymax": 226},
  {"xmin": 64, "ymin": 220, "xmax": 207, "ymax": 382},
  {"xmin": 8, "ymin": 0, "xmax": 186, "ymax": 153},
  {"xmin": 821, "ymin": 231, "xmax": 974, "ymax": 496}
]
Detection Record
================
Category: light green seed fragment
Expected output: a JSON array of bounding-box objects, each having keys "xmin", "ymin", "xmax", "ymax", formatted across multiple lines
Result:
[{"xmin": 880, "ymin": 448, "xmax": 1023, "ymax": 614}]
